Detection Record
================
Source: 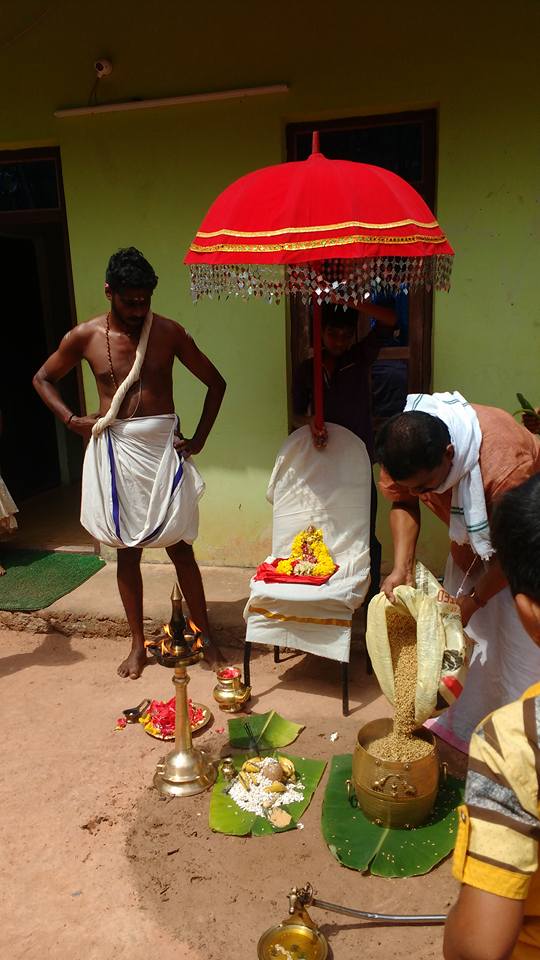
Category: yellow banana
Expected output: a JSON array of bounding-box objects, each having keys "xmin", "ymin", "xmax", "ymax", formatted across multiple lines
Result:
[
  {"xmin": 238, "ymin": 771, "xmax": 251, "ymax": 791},
  {"xmin": 278, "ymin": 757, "xmax": 296, "ymax": 778},
  {"xmin": 243, "ymin": 760, "xmax": 262, "ymax": 773},
  {"xmin": 264, "ymin": 781, "xmax": 286, "ymax": 794}
]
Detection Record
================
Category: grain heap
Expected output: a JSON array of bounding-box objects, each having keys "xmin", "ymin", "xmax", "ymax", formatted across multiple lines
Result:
[{"xmin": 369, "ymin": 608, "xmax": 433, "ymax": 762}]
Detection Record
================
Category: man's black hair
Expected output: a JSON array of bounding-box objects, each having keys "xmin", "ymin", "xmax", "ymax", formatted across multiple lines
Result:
[
  {"xmin": 491, "ymin": 474, "xmax": 540, "ymax": 602},
  {"xmin": 322, "ymin": 302, "xmax": 357, "ymax": 331},
  {"xmin": 374, "ymin": 411, "xmax": 451, "ymax": 479},
  {"xmin": 106, "ymin": 247, "xmax": 158, "ymax": 292}
]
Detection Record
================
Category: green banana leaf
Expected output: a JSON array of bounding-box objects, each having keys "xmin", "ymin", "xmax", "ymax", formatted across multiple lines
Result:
[
  {"xmin": 209, "ymin": 753, "xmax": 326, "ymax": 836},
  {"xmin": 321, "ymin": 754, "xmax": 463, "ymax": 877},
  {"xmin": 228, "ymin": 710, "xmax": 305, "ymax": 751}
]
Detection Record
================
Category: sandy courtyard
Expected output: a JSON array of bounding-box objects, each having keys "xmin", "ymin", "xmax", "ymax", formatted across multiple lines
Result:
[{"xmin": 0, "ymin": 629, "xmax": 463, "ymax": 959}]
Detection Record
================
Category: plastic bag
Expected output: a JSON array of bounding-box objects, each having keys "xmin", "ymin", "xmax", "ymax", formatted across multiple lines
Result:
[{"xmin": 366, "ymin": 562, "xmax": 471, "ymax": 726}]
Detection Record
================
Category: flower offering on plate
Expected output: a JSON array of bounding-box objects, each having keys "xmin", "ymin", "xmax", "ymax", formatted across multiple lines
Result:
[{"xmin": 139, "ymin": 696, "xmax": 211, "ymax": 740}]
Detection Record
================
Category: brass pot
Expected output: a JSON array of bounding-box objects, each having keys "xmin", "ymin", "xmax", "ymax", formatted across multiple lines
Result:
[
  {"xmin": 351, "ymin": 717, "xmax": 439, "ymax": 828},
  {"xmin": 212, "ymin": 669, "xmax": 251, "ymax": 713}
]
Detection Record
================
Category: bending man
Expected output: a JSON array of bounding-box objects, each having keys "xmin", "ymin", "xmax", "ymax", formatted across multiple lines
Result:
[
  {"xmin": 376, "ymin": 391, "xmax": 540, "ymax": 752},
  {"xmin": 33, "ymin": 247, "xmax": 226, "ymax": 679}
]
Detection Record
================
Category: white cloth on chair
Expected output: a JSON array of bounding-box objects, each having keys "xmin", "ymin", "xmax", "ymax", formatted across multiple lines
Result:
[
  {"xmin": 81, "ymin": 414, "xmax": 205, "ymax": 549},
  {"xmin": 244, "ymin": 423, "xmax": 372, "ymax": 662}
]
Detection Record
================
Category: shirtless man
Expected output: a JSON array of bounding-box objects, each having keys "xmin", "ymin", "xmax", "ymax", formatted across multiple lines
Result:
[{"xmin": 33, "ymin": 247, "xmax": 226, "ymax": 679}]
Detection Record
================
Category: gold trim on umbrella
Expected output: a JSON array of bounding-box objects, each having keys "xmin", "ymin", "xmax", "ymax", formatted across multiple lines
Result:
[
  {"xmin": 195, "ymin": 217, "xmax": 440, "ymax": 239},
  {"xmin": 190, "ymin": 232, "xmax": 449, "ymax": 254}
]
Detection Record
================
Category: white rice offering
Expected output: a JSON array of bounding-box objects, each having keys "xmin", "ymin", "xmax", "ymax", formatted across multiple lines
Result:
[{"xmin": 229, "ymin": 760, "xmax": 304, "ymax": 816}]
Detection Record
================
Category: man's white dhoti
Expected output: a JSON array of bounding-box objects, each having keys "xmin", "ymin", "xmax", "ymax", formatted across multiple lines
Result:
[{"xmin": 81, "ymin": 414, "xmax": 205, "ymax": 549}]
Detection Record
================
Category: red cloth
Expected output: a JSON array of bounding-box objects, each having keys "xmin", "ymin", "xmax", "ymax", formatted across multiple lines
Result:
[
  {"xmin": 254, "ymin": 558, "xmax": 338, "ymax": 586},
  {"xmin": 185, "ymin": 151, "xmax": 453, "ymax": 266}
]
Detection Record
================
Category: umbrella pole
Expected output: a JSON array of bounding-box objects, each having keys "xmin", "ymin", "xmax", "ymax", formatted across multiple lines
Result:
[{"xmin": 312, "ymin": 297, "xmax": 324, "ymax": 433}]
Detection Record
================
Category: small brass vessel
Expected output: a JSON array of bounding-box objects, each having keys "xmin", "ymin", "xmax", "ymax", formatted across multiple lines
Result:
[
  {"xmin": 213, "ymin": 667, "xmax": 251, "ymax": 713},
  {"xmin": 220, "ymin": 756, "xmax": 237, "ymax": 781}
]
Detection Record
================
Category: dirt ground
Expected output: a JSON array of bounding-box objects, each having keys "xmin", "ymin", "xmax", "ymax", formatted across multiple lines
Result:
[{"xmin": 1, "ymin": 629, "xmax": 466, "ymax": 960}]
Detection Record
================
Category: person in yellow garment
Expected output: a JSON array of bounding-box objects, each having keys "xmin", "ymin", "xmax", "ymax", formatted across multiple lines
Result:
[{"xmin": 444, "ymin": 473, "xmax": 540, "ymax": 960}]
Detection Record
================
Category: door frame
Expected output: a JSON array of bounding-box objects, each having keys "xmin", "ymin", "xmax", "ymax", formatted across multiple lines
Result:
[{"xmin": 0, "ymin": 146, "xmax": 86, "ymax": 429}]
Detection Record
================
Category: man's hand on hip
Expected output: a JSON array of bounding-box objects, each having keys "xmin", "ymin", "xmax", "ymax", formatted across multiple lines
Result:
[
  {"xmin": 174, "ymin": 434, "xmax": 202, "ymax": 458},
  {"xmin": 68, "ymin": 415, "xmax": 98, "ymax": 442}
]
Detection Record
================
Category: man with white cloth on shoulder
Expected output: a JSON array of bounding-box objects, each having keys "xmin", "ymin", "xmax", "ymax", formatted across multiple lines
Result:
[
  {"xmin": 376, "ymin": 391, "xmax": 540, "ymax": 753},
  {"xmin": 33, "ymin": 247, "xmax": 226, "ymax": 679}
]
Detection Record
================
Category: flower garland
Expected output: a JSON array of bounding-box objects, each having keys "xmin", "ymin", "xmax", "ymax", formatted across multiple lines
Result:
[{"xmin": 275, "ymin": 525, "xmax": 336, "ymax": 578}]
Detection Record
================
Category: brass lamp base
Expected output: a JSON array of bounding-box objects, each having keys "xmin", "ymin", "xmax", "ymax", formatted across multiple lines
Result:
[
  {"xmin": 149, "ymin": 583, "xmax": 217, "ymax": 798},
  {"xmin": 154, "ymin": 745, "xmax": 216, "ymax": 798}
]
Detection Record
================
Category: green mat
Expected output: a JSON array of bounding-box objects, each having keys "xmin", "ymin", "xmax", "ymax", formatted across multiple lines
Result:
[
  {"xmin": 321, "ymin": 754, "xmax": 464, "ymax": 877},
  {"xmin": 0, "ymin": 549, "xmax": 105, "ymax": 611}
]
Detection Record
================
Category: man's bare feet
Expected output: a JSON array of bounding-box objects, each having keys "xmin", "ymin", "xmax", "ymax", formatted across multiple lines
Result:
[
  {"xmin": 0, "ymin": 564, "xmax": 5, "ymax": 576},
  {"xmin": 117, "ymin": 645, "xmax": 148, "ymax": 679}
]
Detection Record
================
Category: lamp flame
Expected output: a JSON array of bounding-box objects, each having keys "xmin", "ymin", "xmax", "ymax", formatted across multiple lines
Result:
[
  {"xmin": 187, "ymin": 619, "xmax": 204, "ymax": 649},
  {"xmin": 143, "ymin": 618, "xmax": 204, "ymax": 657}
]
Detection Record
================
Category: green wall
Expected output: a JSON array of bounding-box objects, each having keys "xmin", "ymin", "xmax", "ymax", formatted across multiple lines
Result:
[{"xmin": 1, "ymin": 0, "xmax": 538, "ymax": 570}]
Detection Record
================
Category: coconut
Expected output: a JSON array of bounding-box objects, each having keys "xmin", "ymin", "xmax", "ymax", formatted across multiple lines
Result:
[{"xmin": 261, "ymin": 758, "xmax": 285, "ymax": 782}]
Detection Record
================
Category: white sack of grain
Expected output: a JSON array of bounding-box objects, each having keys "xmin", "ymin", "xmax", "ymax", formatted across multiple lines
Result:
[{"xmin": 366, "ymin": 561, "xmax": 471, "ymax": 726}]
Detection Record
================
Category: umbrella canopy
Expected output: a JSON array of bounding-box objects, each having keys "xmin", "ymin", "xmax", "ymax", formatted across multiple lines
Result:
[
  {"xmin": 185, "ymin": 144, "xmax": 453, "ymax": 305},
  {"xmin": 185, "ymin": 137, "xmax": 454, "ymax": 429}
]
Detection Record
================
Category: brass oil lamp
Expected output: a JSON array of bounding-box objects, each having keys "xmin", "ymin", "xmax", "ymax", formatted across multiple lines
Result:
[{"xmin": 145, "ymin": 583, "xmax": 216, "ymax": 798}]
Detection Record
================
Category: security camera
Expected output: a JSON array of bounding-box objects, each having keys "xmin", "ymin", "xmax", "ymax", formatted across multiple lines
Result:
[{"xmin": 94, "ymin": 58, "xmax": 113, "ymax": 79}]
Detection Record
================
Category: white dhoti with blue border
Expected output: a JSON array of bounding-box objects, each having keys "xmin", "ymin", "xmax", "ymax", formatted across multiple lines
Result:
[{"xmin": 81, "ymin": 414, "xmax": 204, "ymax": 548}]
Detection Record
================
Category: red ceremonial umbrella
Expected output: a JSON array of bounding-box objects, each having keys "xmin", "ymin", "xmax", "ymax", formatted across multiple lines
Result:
[{"xmin": 185, "ymin": 133, "xmax": 454, "ymax": 431}]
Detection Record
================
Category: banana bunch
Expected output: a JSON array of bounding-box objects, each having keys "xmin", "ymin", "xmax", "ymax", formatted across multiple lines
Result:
[{"xmin": 237, "ymin": 755, "xmax": 297, "ymax": 794}]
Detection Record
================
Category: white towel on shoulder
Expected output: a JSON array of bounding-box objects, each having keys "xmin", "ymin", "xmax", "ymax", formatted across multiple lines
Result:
[
  {"xmin": 405, "ymin": 391, "xmax": 493, "ymax": 560},
  {"xmin": 81, "ymin": 414, "xmax": 205, "ymax": 548}
]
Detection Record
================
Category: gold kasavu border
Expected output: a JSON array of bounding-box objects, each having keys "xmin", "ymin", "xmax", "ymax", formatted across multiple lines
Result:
[
  {"xmin": 189, "ymin": 232, "xmax": 449, "ymax": 254},
  {"xmin": 248, "ymin": 604, "xmax": 351, "ymax": 627},
  {"xmin": 196, "ymin": 217, "xmax": 440, "ymax": 239}
]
